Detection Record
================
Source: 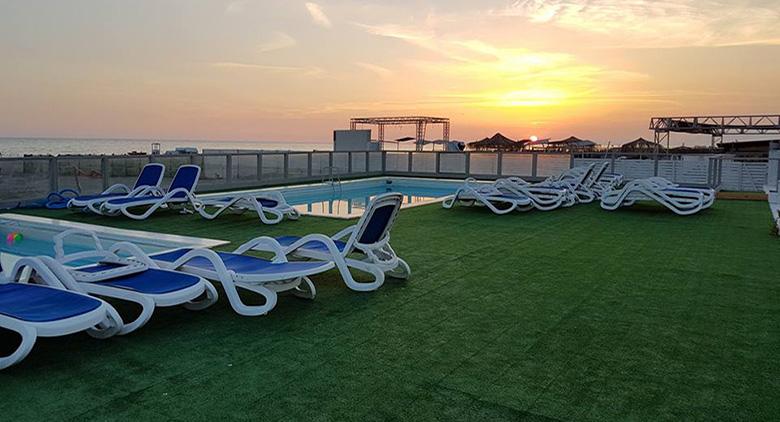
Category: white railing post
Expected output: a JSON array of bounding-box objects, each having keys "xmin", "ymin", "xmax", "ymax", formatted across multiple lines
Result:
[
  {"xmin": 256, "ymin": 153, "xmax": 262, "ymax": 181},
  {"xmin": 225, "ymin": 154, "xmax": 233, "ymax": 185},
  {"xmin": 49, "ymin": 157, "xmax": 58, "ymax": 192}
]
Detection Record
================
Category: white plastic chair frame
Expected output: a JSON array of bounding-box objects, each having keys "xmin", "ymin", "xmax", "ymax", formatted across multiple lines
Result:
[
  {"xmin": 100, "ymin": 166, "xmax": 202, "ymax": 220},
  {"xmin": 255, "ymin": 192, "xmax": 411, "ymax": 292},
  {"xmin": 600, "ymin": 179, "xmax": 707, "ymax": 215},
  {"xmin": 442, "ymin": 178, "xmax": 533, "ymax": 214},
  {"xmin": 51, "ymin": 229, "xmax": 218, "ymax": 334},
  {"xmin": 157, "ymin": 240, "xmax": 333, "ymax": 316},
  {"xmin": 194, "ymin": 191, "xmax": 300, "ymax": 224},
  {"xmin": 0, "ymin": 257, "xmax": 123, "ymax": 369}
]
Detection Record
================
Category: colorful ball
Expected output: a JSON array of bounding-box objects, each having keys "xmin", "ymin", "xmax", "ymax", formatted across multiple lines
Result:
[{"xmin": 6, "ymin": 232, "xmax": 23, "ymax": 244}]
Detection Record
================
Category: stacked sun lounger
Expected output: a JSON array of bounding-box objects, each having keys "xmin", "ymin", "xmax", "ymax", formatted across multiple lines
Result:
[
  {"xmin": 443, "ymin": 163, "xmax": 620, "ymax": 214},
  {"xmin": 600, "ymin": 177, "xmax": 715, "ymax": 215}
]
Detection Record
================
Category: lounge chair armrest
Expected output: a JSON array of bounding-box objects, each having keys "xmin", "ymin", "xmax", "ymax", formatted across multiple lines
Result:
[
  {"xmin": 128, "ymin": 185, "xmax": 161, "ymax": 197},
  {"xmin": 6, "ymin": 257, "xmax": 67, "ymax": 289},
  {"xmin": 103, "ymin": 183, "xmax": 131, "ymax": 195},
  {"xmin": 331, "ymin": 226, "xmax": 356, "ymax": 241},
  {"xmin": 53, "ymin": 229, "xmax": 105, "ymax": 260},
  {"xmin": 281, "ymin": 233, "xmax": 345, "ymax": 257},
  {"xmin": 234, "ymin": 236, "xmax": 289, "ymax": 263},
  {"xmin": 107, "ymin": 242, "xmax": 159, "ymax": 268},
  {"xmin": 32, "ymin": 256, "xmax": 85, "ymax": 292},
  {"xmin": 167, "ymin": 248, "xmax": 237, "ymax": 278}
]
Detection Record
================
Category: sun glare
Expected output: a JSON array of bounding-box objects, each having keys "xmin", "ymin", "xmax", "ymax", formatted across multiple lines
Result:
[{"xmin": 495, "ymin": 89, "xmax": 567, "ymax": 107}]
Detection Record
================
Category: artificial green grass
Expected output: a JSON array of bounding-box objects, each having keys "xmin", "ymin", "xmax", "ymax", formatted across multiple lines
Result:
[{"xmin": 1, "ymin": 200, "xmax": 779, "ymax": 421}]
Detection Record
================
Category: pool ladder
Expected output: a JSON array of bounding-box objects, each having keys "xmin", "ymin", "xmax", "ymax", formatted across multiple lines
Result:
[{"xmin": 322, "ymin": 166, "xmax": 342, "ymax": 195}]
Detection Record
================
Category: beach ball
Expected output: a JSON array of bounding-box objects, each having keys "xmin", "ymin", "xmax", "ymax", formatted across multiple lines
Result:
[{"xmin": 6, "ymin": 232, "xmax": 23, "ymax": 245}]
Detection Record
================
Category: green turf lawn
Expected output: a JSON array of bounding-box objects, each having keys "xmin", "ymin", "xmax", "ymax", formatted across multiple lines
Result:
[{"xmin": 1, "ymin": 200, "xmax": 779, "ymax": 421}]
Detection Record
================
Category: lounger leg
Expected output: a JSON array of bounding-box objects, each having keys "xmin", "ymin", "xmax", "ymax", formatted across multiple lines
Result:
[
  {"xmin": 80, "ymin": 284, "xmax": 156, "ymax": 335},
  {"xmin": 226, "ymin": 282, "xmax": 278, "ymax": 316},
  {"xmin": 86, "ymin": 306, "xmax": 124, "ymax": 339},
  {"xmin": 0, "ymin": 318, "xmax": 37, "ymax": 370},
  {"xmin": 287, "ymin": 209, "xmax": 301, "ymax": 220},
  {"xmin": 182, "ymin": 281, "xmax": 219, "ymax": 311},
  {"xmin": 337, "ymin": 257, "xmax": 385, "ymax": 291},
  {"xmin": 292, "ymin": 276, "xmax": 316, "ymax": 299},
  {"xmin": 386, "ymin": 258, "xmax": 411, "ymax": 280}
]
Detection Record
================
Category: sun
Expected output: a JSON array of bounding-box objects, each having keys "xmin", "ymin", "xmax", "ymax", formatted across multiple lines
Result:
[{"xmin": 529, "ymin": 135, "xmax": 538, "ymax": 142}]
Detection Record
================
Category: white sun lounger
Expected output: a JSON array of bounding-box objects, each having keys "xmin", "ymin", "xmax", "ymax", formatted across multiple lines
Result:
[
  {"xmin": 494, "ymin": 177, "xmax": 574, "ymax": 210},
  {"xmin": 46, "ymin": 229, "xmax": 218, "ymax": 334},
  {"xmin": 443, "ymin": 178, "xmax": 533, "ymax": 214},
  {"xmin": 643, "ymin": 177, "xmax": 715, "ymax": 209},
  {"xmin": 0, "ymin": 256, "xmax": 122, "ymax": 369},
  {"xmin": 194, "ymin": 191, "xmax": 300, "ymax": 224},
  {"xmin": 538, "ymin": 163, "xmax": 598, "ymax": 203},
  {"xmin": 600, "ymin": 178, "xmax": 709, "ymax": 215}
]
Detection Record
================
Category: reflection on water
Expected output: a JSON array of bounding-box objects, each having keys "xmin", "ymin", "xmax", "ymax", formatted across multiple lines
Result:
[{"xmin": 292, "ymin": 193, "xmax": 441, "ymax": 218}]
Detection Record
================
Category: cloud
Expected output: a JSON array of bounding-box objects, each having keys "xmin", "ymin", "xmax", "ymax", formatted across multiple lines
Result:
[
  {"xmin": 257, "ymin": 32, "xmax": 297, "ymax": 53},
  {"xmin": 489, "ymin": 0, "xmax": 780, "ymax": 48},
  {"xmin": 224, "ymin": 0, "xmax": 248, "ymax": 15},
  {"xmin": 305, "ymin": 2, "xmax": 332, "ymax": 28},
  {"xmin": 211, "ymin": 62, "xmax": 324, "ymax": 77},
  {"xmin": 355, "ymin": 20, "xmax": 648, "ymax": 107},
  {"xmin": 355, "ymin": 62, "xmax": 393, "ymax": 78}
]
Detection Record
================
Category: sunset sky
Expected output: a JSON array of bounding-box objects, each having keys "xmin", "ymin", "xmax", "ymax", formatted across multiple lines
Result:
[{"xmin": 1, "ymin": 0, "xmax": 779, "ymax": 145}]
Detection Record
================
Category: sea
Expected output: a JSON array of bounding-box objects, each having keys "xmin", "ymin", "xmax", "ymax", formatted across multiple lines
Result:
[{"xmin": 0, "ymin": 138, "xmax": 332, "ymax": 157}]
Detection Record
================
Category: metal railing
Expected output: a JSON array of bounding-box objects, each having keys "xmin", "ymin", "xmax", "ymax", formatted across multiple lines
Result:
[{"xmin": 0, "ymin": 150, "xmax": 773, "ymax": 207}]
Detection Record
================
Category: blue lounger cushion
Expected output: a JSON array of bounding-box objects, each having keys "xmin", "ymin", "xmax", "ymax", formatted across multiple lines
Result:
[
  {"xmin": 211, "ymin": 197, "xmax": 279, "ymax": 208},
  {"xmin": 103, "ymin": 195, "xmax": 163, "ymax": 206},
  {"xmin": 151, "ymin": 249, "xmax": 332, "ymax": 275},
  {"xmin": 77, "ymin": 264, "xmax": 201, "ymax": 294},
  {"xmin": 0, "ymin": 283, "xmax": 101, "ymax": 322},
  {"xmin": 274, "ymin": 236, "xmax": 348, "ymax": 253}
]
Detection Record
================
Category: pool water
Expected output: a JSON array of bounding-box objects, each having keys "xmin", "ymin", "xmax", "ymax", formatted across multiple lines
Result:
[
  {"xmin": 216, "ymin": 177, "xmax": 464, "ymax": 218},
  {"xmin": 0, "ymin": 215, "xmax": 226, "ymax": 268}
]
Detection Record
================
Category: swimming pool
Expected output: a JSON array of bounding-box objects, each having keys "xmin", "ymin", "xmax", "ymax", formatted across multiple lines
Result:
[
  {"xmin": 206, "ymin": 177, "xmax": 466, "ymax": 218},
  {"xmin": 0, "ymin": 214, "xmax": 227, "ymax": 268}
]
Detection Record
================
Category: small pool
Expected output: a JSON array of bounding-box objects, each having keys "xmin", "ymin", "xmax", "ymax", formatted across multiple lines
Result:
[
  {"xmin": 207, "ymin": 177, "xmax": 464, "ymax": 218},
  {"xmin": 0, "ymin": 214, "xmax": 227, "ymax": 268}
]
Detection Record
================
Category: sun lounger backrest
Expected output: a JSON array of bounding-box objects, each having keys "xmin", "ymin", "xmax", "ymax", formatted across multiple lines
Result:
[
  {"xmin": 133, "ymin": 163, "xmax": 165, "ymax": 189},
  {"xmin": 167, "ymin": 165, "xmax": 201, "ymax": 198},
  {"xmin": 352, "ymin": 193, "xmax": 403, "ymax": 247}
]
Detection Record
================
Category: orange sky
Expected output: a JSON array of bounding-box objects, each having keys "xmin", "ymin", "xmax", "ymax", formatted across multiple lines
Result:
[{"xmin": 1, "ymin": 0, "xmax": 779, "ymax": 145}]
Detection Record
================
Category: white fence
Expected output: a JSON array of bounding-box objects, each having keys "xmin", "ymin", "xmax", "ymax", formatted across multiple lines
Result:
[
  {"xmin": 575, "ymin": 154, "xmax": 768, "ymax": 192},
  {"xmin": 0, "ymin": 151, "xmax": 772, "ymax": 207}
]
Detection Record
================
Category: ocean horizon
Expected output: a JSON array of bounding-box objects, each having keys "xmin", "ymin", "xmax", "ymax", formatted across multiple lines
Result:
[{"xmin": 0, "ymin": 137, "xmax": 333, "ymax": 157}]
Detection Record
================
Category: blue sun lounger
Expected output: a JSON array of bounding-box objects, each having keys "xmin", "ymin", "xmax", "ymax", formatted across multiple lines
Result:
[
  {"xmin": 45, "ymin": 229, "xmax": 217, "ymax": 334},
  {"xmin": 61, "ymin": 163, "xmax": 166, "ymax": 213},
  {"xmin": 150, "ymin": 241, "xmax": 335, "ymax": 316},
  {"xmin": 255, "ymin": 192, "xmax": 411, "ymax": 291},
  {"xmin": 0, "ymin": 256, "xmax": 122, "ymax": 369},
  {"xmin": 101, "ymin": 165, "xmax": 201, "ymax": 220}
]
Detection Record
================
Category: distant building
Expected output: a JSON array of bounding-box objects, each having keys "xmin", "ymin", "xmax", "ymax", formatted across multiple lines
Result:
[
  {"xmin": 546, "ymin": 136, "xmax": 597, "ymax": 152},
  {"xmin": 717, "ymin": 139, "xmax": 776, "ymax": 157},
  {"xmin": 617, "ymin": 137, "xmax": 664, "ymax": 153},
  {"xmin": 468, "ymin": 133, "xmax": 521, "ymax": 151}
]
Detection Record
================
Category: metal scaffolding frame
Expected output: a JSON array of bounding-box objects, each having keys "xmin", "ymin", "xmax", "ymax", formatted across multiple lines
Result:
[
  {"xmin": 350, "ymin": 116, "xmax": 450, "ymax": 151},
  {"xmin": 650, "ymin": 114, "xmax": 780, "ymax": 148}
]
